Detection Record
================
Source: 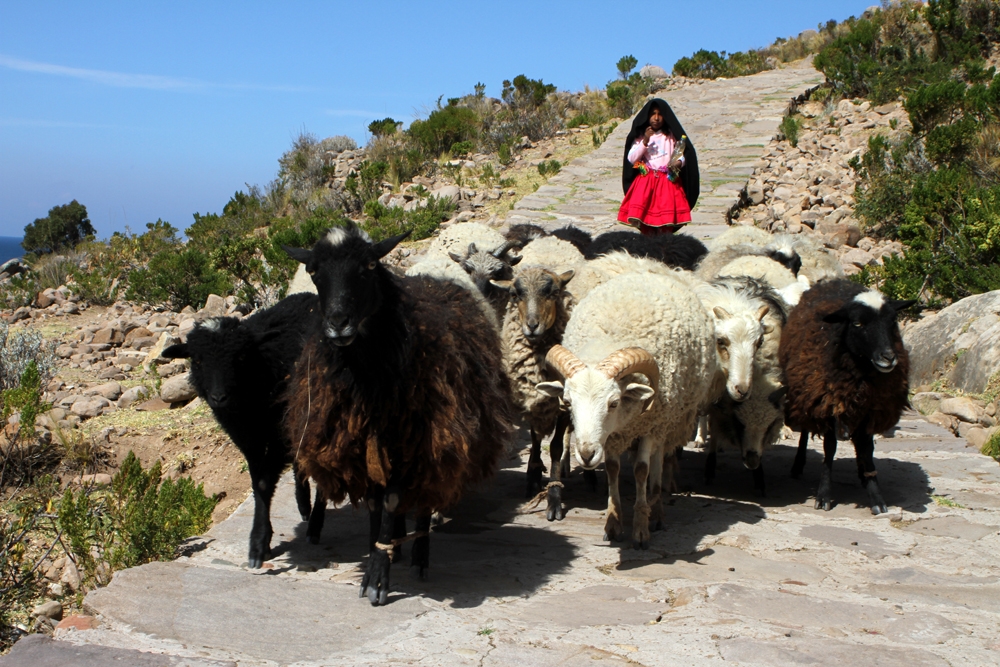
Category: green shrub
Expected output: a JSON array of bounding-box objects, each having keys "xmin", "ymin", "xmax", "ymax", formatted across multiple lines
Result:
[
  {"xmin": 368, "ymin": 117, "xmax": 401, "ymax": 138},
  {"xmin": 592, "ymin": 122, "xmax": 618, "ymax": 147},
  {"xmin": 362, "ymin": 195, "xmax": 455, "ymax": 243},
  {"xmin": 537, "ymin": 159, "xmax": 562, "ymax": 177},
  {"xmin": 982, "ymin": 428, "xmax": 1000, "ymax": 458},
  {"xmin": 673, "ymin": 48, "xmax": 770, "ymax": 80},
  {"xmin": 498, "ymin": 142, "xmax": 513, "ymax": 165},
  {"xmin": 1, "ymin": 362, "xmax": 49, "ymax": 440},
  {"xmin": 0, "ymin": 508, "xmax": 46, "ymax": 650},
  {"xmin": 345, "ymin": 160, "xmax": 390, "ymax": 207},
  {"xmin": 126, "ymin": 247, "xmax": 232, "ymax": 309},
  {"xmin": 408, "ymin": 105, "xmax": 480, "ymax": 157},
  {"xmin": 57, "ymin": 451, "xmax": 217, "ymax": 576},
  {"xmin": 616, "ymin": 55, "xmax": 638, "ymax": 79},
  {"xmin": 22, "ymin": 200, "xmax": 95, "ymax": 256},
  {"xmin": 780, "ymin": 115, "xmax": 802, "ymax": 147},
  {"xmin": 502, "ymin": 75, "xmax": 556, "ymax": 108},
  {"xmin": 450, "ymin": 140, "xmax": 475, "ymax": 157},
  {"xmin": 0, "ymin": 321, "xmax": 54, "ymax": 393}
]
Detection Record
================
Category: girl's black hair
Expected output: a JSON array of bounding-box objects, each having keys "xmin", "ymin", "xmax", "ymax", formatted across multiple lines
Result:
[{"xmin": 621, "ymin": 98, "xmax": 700, "ymax": 209}]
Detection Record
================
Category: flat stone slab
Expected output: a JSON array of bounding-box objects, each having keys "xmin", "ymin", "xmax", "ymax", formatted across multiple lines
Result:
[{"xmin": 0, "ymin": 634, "xmax": 236, "ymax": 667}]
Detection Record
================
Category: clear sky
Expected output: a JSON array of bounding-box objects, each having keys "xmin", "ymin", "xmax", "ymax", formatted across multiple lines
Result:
[{"xmin": 0, "ymin": 1, "xmax": 878, "ymax": 239}]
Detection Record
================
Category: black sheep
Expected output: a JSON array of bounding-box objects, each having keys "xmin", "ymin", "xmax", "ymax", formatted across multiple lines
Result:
[
  {"xmin": 779, "ymin": 279, "xmax": 914, "ymax": 514},
  {"xmin": 504, "ymin": 223, "xmax": 549, "ymax": 250},
  {"xmin": 584, "ymin": 230, "xmax": 707, "ymax": 270},
  {"xmin": 550, "ymin": 225, "xmax": 593, "ymax": 253},
  {"xmin": 162, "ymin": 293, "xmax": 325, "ymax": 567},
  {"xmin": 283, "ymin": 224, "xmax": 515, "ymax": 606}
]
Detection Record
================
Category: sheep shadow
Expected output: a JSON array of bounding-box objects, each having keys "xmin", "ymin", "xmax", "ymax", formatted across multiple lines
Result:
[{"xmin": 679, "ymin": 432, "xmax": 934, "ymax": 515}]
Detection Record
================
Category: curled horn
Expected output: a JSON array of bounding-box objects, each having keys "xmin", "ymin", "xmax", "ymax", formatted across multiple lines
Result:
[
  {"xmin": 595, "ymin": 347, "xmax": 659, "ymax": 397},
  {"xmin": 490, "ymin": 240, "xmax": 517, "ymax": 258},
  {"xmin": 545, "ymin": 344, "xmax": 587, "ymax": 379}
]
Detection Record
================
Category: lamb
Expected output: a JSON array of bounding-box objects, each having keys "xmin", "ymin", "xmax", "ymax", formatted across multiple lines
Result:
[
  {"xmin": 699, "ymin": 277, "xmax": 789, "ymax": 495},
  {"xmin": 779, "ymin": 279, "xmax": 914, "ymax": 514},
  {"xmin": 583, "ymin": 230, "xmax": 708, "ymax": 270},
  {"xmin": 495, "ymin": 265, "xmax": 576, "ymax": 519},
  {"xmin": 282, "ymin": 224, "xmax": 516, "ymax": 606},
  {"xmin": 161, "ymin": 293, "xmax": 324, "ymax": 568},
  {"xmin": 538, "ymin": 272, "xmax": 721, "ymax": 548}
]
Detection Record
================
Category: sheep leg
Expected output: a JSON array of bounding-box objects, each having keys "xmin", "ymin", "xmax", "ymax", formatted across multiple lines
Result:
[
  {"xmin": 791, "ymin": 431, "xmax": 809, "ymax": 478},
  {"xmin": 815, "ymin": 423, "xmax": 837, "ymax": 511},
  {"xmin": 392, "ymin": 514, "xmax": 406, "ymax": 563},
  {"xmin": 632, "ymin": 437, "xmax": 654, "ymax": 550},
  {"xmin": 694, "ymin": 414, "xmax": 709, "ymax": 447},
  {"xmin": 704, "ymin": 440, "xmax": 717, "ymax": 485},
  {"xmin": 752, "ymin": 460, "xmax": 766, "ymax": 497},
  {"xmin": 306, "ymin": 487, "xmax": 326, "ymax": 545},
  {"xmin": 245, "ymin": 459, "xmax": 280, "ymax": 569},
  {"xmin": 663, "ymin": 449, "xmax": 680, "ymax": 496},
  {"xmin": 526, "ymin": 427, "xmax": 546, "ymax": 498},
  {"xmin": 603, "ymin": 454, "xmax": 623, "ymax": 542},
  {"xmin": 649, "ymin": 446, "xmax": 665, "ymax": 532},
  {"xmin": 362, "ymin": 484, "xmax": 401, "ymax": 607},
  {"xmin": 293, "ymin": 460, "xmax": 312, "ymax": 521},
  {"xmin": 547, "ymin": 413, "xmax": 569, "ymax": 521},
  {"xmin": 852, "ymin": 430, "xmax": 887, "ymax": 515},
  {"xmin": 410, "ymin": 512, "xmax": 432, "ymax": 580}
]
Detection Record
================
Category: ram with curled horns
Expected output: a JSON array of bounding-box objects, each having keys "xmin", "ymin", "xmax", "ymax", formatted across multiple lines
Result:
[{"xmin": 537, "ymin": 271, "xmax": 722, "ymax": 549}]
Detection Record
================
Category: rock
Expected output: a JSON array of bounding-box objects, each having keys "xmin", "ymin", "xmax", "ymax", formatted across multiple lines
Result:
[
  {"xmin": 91, "ymin": 382, "xmax": 122, "ymax": 401},
  {"xmin": 135, "ymin": 397, "xmax": 173, "ymax": 412},
  {"xmin": 35, "ymin": 289, "xmax": 56, "ymax": 309},
  {"xmin": 8, "ymin": 306, "xmax": 31, "ymax": 323},
  {"xmin": 966, "ymin": 426, "xmax": 995, "ymax": 450},
  {"xmin": 118, "ymin": 386, "xmax": 150, "ymax": 409},
  {"xmin": 911, "ymin": 392, "xmax": 946, "ymax": 415},
  {"xmin": 431, "ymin": 185, "xmax": 461, "ymax": 204},
  {"xmin": 939, "ymin": 397, "xmax": 986, "ymax": 424},
  {"xmin": 639, "ymin": 64, "xmax": 669, "ymax": 79},
  {"xmin": 199, "ymin": 294, "xmax": 226, "ymax": 318},
  {"xmin": 841, "ymin": 248, "xmax": 876, "ymax": 268},
  {"xmin": 145, "ymin": 332, "xmax": 181, "ymax": 368},
  {"xmin": 31, "ymin": 600, "xmax": 63, "ymax": 621},
  {"xmin": 56, "ymin": 614, "xmax": 100, "ymax": 632},
  {"xmin": 55, "ymin": 344, "xmax": 75, "ymax": 358},
  {"xmin": 97, "ymin": 367, "xmax": 126, "ymax": 380},
  {"xmin": 926, "ymin": 411, "xmax": 958, "ymax": 433},
  {"xmin": 61, "ymin": 302, "xmax": 80, "ymax": 315},
  {"xmin": 161, "ymin": 373, "xmax": 197, "ymax": 404},
  {"xmin": 92, "ymin": 326, "xmax": 124, "ymax": 346},
  {"xmin": 61, "ymin": 560, "xmax": 81, "ymax": 592},
  {"xmin": 124, "ymin": 327, "xmax": 153, "ymax": 346},
  {"xmin": 71, "ymin": 397, "xmax": 111, "ymax": 418}
]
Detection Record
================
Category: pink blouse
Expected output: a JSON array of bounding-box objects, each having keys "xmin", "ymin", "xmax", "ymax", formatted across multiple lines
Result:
[{"xmin": 627, "ymin": 131, "xmax": 685, "ymax": 171}]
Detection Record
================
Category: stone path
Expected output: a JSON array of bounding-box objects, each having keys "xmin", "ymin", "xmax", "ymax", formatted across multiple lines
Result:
[
  {"xmin": 507, "ymin": 58, "xmax": 822, "ymax": 242},
  {"xmin": 7, "ymin": 61, "xmax": 1000, "ymax": 667}
]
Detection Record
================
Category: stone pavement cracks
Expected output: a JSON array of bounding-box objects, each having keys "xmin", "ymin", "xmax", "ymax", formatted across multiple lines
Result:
[{"xmin": 6, "ymin": 60, "xmax": 1000, "ymax": 667}]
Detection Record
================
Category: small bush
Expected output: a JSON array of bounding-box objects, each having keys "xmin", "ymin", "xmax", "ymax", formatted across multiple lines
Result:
[
  {"xmin": 0, "ymin": 509, "xmax": 46, "ymax": 651},
  {"xmin": 616, "ymin": 55, "xmax": 638, "ymax": 79},
  {"xmin": 498, "ymin": 142, "xmax": 513, "ymax": 166},
  {"xmin": 450, "ymin": 140, "xmax": 475, "ymax": 157},
  {"xmin": 126, "ymin": 247, "xmax": 232, "ymax": 310},
  {"xmin": 57, "ymin": 451, "xmax": 216, "ymax": 576},
  {"xmin": 780, "ymin": 115, "xmax": 802, "ymax": 147},
  {"xmin": 320, "ymin": 135, "xmax": 357, "ymax": 153},
  {"xmin": 368, "ymin": 117, "xmax": 401, "ymax": 138},
  {"xmin": 537, "ymin": 159, "xmax": 562, "ymax": 177},
  {"xmin": 592, "ymin": 122, "xmax": 618, "ymax": 147},
  {"xmin": 1, "ymin": 362, "xmax": 49, "ymax": 440},
  {"xmin": 409, "ymin": 105, "xmax": 480, "ymax": 157},
  {"xmin": 363, "ymin": 195, "xmax": 455, "ymax": 243},
  {"xmin": 673, "ymin": 48, "xmax": 770, "ymax": 80},
  {"xmin": 0, "ymin": 322, "xmax": 54, "ymax": 394},
  {"xmin": 982, "ymin": 428, "xmax": 1000, "ymax": 459}
]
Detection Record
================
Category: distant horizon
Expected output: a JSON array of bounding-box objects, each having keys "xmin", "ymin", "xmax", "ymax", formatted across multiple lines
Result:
[{"xmin": 1, "ymin": 1, "xmax": 877, "ymax": 240}]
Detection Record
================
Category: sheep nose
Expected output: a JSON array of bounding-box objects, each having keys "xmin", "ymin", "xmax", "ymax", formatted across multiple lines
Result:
[
  {"xmin": 579, "ymin": 450, "xmax": 596, "ymax": 467},
  {"xmin": 526, "ymin": 320, "xmax": 539, "ymax": 333},
  {"xmin": 874, "ymin": 352, "xmax": 897, "ymax": 372},
  {"xmin": 209, "ymin": 391, "xmax": 228, "ymax": 407},
  {"xmin": 743, "ymin": 451, "xmax": 760, "ymax": 470},
  {"xmin": 328, "ymin": 313, "xmax": 350, "ymax": 330}
]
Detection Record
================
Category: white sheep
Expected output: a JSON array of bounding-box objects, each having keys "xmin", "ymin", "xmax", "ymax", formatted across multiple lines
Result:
[
  {"xmin": 567, "ymin": 251, "xmax": 682, "ymax": 302},
  {"xmin": 766, "ymin": 233, "xmax": 844, "ymax": 284},
  {"xmin": 538, "ymin": 272, "xmax": 721, "ymax": 549},
  {"xmin": 517, "ymin": 236, "xmax": 585, "ymax": 273},
  {"xmin": 708, "ymin": 225, "xmax": 772, "ymax": 250},
  {"xmin": 718, "ymin": 254, "xmax": 797, "ymax": 289}
]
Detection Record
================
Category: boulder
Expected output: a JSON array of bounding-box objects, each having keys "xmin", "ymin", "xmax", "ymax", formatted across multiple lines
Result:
[
  {"xmin": 70, "ymin": 396, "xmax": 111, "ymax": 418},
  {"xmin": 35, "ymin": 289, "xmax": 57, "ymax": 309},
  {"xmin": 91, "ymin": 382, "xmax": 122, "ymax": 401},
  {"xmin": 639, "ymin": 64, "xmax": 669, "ymax": 79},
  {"xmin": 967, "ymin": 426, "xmax": 997, "ymax": 451},
  {"xmin": 124, "ymin": 327, "xmax": 153, "ymax": 346},
  {"xmin": 161, "ymin": 372, "xmax": 197, "ymax": 404},
  {"xmin": 117, "ymin": 386, "xmax": 150, "ymax": 409},
  {"xmin": 904, "ymin": 290, "xmax": 1000, "ymax": 392},
  {"xmin": 198, "ymin": 294, "xmax": 226, "ymax": 319},
  {"xmin": 431, "ymin": 185, "xmax": 461, "ymax": 204},
  {"xmin": 92, "ymin": 326, "xmax": 124, "ymax": 346},
  {"xmin": 911, "ymin": 392, "xmax": 946, "ymax": 415},
  {"xmin": 926, "ymin": 411, "xmax": 958, "ymax": 434},
  {"xmin": 144, "ymin": 332, "xmax": 180, "ymax": 368},
  {"xmin": 939, "ymin": 397, "xmax": 987, "ymax": 425},
  {"xmin": 31, "ymin": 600, "xmax": 63, "ymax": 621}
]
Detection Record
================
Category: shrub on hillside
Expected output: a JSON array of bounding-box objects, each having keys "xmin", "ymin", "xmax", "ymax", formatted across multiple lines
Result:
[
  {"xmin": 673, "ymin": 49, "xmax": 770, "ymax": 79},
  {"xmin": 22, "ymin": 200, "xmax": 96, "ymax": 256},
  {"xmin": 368, "ymin": 117, "xmax": 401, "ymax": 138},
  {"xmin": 408, "ymin": 103, "xmax": 480, "ymax": 157},
  {"xmin": 126, "ymin": 247, "xmax": 231, "ymax": 310},
  {"xmin": 278, "ymin": 133, "xmax": 356, "ymax": 202},
  {"xmin": 362, "ymin": 194, "xmax": 456, "ymax": 243}
]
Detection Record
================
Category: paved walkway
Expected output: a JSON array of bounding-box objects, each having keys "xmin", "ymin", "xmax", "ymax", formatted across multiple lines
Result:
[
  {"xmin": 507, "ymin": 58, "xmax": 822, "ymax": 242},
  {"xmin": 7, "ymin": 61, "xmax": 1000, "ymax": 667}
]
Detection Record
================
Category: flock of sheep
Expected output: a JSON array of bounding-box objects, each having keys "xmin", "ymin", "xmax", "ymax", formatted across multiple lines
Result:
[{"xmin": 162, "ymin": 219, "xmax": 913, "ymax": 607}]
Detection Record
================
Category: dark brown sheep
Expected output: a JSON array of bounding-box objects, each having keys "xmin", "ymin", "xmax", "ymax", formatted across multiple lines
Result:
[
  {"xmin": 283, "ymin": 224, "xmax": 515, "ymax": 606},
  {"xmin": 779, "ymin": 279, "xmax": 914, "ymax": 514}
]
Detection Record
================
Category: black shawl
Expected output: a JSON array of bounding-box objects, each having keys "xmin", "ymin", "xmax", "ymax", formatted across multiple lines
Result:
[{"xmin": 621, "ymin": 98, "xmax": 700, "ymax": 209}]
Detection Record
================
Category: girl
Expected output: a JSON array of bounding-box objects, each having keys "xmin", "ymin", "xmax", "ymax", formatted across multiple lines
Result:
[{"xmin": 618, "ymin": 98, "xmax": 700, "ymax": 236}]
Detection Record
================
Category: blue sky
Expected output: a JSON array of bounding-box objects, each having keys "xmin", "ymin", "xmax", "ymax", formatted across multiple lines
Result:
[{"xmin": 0, "ymin": 1, "xmax": 877, "ymax": 239}]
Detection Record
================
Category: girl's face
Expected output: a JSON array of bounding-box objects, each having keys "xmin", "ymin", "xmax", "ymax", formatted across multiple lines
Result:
[{"xmin": 649, "ymin": 107, "xmax": 664, "ymax": 131}]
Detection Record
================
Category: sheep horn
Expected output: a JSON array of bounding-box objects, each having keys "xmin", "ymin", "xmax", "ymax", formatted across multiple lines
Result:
[
  {"xmin": 490, "ymin": 240, "xmax": 517, "ymax": 258},
  {"xmin": 595, "ymin": 347, "xmax": 659, "ymax": 396},
  {"xmin": 545, "ymin": 344, "xmax": 587, "ymax": 379}
]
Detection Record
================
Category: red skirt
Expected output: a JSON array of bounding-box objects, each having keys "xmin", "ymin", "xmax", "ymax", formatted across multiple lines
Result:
[{"xmin": 618, "ymin": 171, "xmax": 691, "ymax": 234}]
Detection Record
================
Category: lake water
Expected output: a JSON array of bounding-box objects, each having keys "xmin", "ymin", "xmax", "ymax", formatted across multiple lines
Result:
[{"xmin": 0, "ymin": 237, "xmax": 24, "ymax": 264}]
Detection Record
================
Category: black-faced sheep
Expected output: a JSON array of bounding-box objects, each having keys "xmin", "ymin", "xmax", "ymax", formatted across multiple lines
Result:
[
  {"xmin": 538, "ymin": 272, "xmax": 721, "ymax": 548},
  {"xmin": 779, "ymin": 279, "xmax": 914, "ymax": 514},
  {"xmin": 495, "ymin": 265, "xmax": 576, "ymax": 520},
  {"xmin": 162, "ymin": 293, "xmax": 324, "ymax": 568},
  {"xmin": 282, "ymin": 224, "xmax": 516, "ymax": 606},
  {"xmin": 583, "ymin": 230, "xmax": 708, "ymax": 270}
]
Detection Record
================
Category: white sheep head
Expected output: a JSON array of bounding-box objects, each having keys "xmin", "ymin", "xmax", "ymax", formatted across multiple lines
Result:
[
  {"xmin": 537, "ymin": 345, "xmax": 658, "ymax": 469},
  {"xmin": 713, "ymin": 304, "xmax": 771, "ymax": 402}
]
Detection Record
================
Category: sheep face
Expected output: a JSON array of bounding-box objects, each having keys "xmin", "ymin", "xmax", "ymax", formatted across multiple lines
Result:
[
  {"xmin": 713, "ymin": 305, "xmax": 769, "ymax": 402},
  {"xmin": 822, "ymin": 292, "xmax": 915, "ymax": 373},
  {"xmin": 162, "ymin": 318, "xmax": 252, "ymax": 410},
  {"xmin": 284, "ymin": 226, "xmax": 409, "ymax": 347},
  {"xmin": 738, "ymin": 386, "xmax": 786, "ymax": 470},
  {"xmin": 537, "ymin": 370, "xmax": 654, "ymax": 469},
  {"xmin": 502, "ymin": 268, "xmax": 574, "ymax": 342},
  {"xmin": 449, "ymin": 242, "xmax": 521, "ymax": 299}
]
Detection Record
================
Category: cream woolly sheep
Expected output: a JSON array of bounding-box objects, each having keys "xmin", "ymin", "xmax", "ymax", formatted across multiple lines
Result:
[
  {"xmin": 517, "ymin": 236, "xmax": 585, "ymax": 273},
  {"xmin": 708, "ymin": 225, "xmax": 772, "ymax": 250},
  {"xmin": 695, "ymin": 244, "xmax": 801, "ymax": 282},
  {"xmin": 538, "ymin": 272, "xmax": 721, "ymax": 549},
  {"xmin": 766, "ymin": 234, "xmax": 844, "ymax": 284},
  {"xmin": 718, "ymin": 255, "xmax": 797, "ymax": 289},
  {"xmin": 567, "ymin": 251, "xmax": 683, "ymax": 302}
]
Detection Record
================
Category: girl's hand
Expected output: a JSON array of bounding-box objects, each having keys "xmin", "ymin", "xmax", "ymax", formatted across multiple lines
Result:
[{"xmin": 643, "ymin": 127, "xmax": 654, "ymax": 145}]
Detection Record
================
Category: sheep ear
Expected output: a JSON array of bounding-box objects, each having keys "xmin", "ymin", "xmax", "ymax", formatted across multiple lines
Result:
[
  {"xmin": 558, "ymin": 269, "xmax": 575, "ymax": 287},
  {"xmin": 890, "ymin": 299, "xmax": 917, "ymax": 312},
  {"xmin": 283, "ymin": 245, "xmax": 312, "ymax": 264},
  {"xmin": 161, "ymin": 344, "xmax": 190, "ymax": 359},
  {"xmin": 448, "ymin": 251, "xmax": 464, "ymax": 263},
  {"xmin": 762, "ymin": 323, "xmax": 775, "ymax": 335},
  {"xmin": 624, "ymin": 383, "xmax": 656, "ymax": 411},
  {"xmin": 509, "ymin": 254, "xmax": 523, "ymax": 266},
  {"xmin": 767, "ymin": 386, "xmax": 787, "ymax": 408},
  {"xmin": 373, "ymin": 230, "xmax": 412, "ymax": 258},
  {"xmin": 256, "ymin": 328, "xmax": 284, "ymax": 345},
  {"xmin": 535, "ymin": 381, "xmax": 564, "ymax": 398},
  {"xmin": 491, "ymin": 279, "xmax": 513, "ymax": 292},
  {"xmin": 822, "ymin": 307, "xmax": 849, "ymax": 323}
]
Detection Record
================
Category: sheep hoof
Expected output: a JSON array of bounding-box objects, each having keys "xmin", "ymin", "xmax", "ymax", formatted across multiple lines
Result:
[
  {"xmin": 815, "ymin": 498, "xmax": 833, "ymax": 511},
  {"xmin": 300, "ymin": 512, "xmax": 311, "ymax": 522},
  {"xmin": 306, "ymin": 534, "xmax": 320, "ymax": 545},
  {"xmin": 632, "ymin": 539, "xmax": 649, "ymax": 550},
  {"xmin": 410, "ymin": 564, "xmax": 428, "ymax": 581},
  {"xmin": 248, "ymin": 556, "xmax": 263, "ymax": 569},
  {"xmin": 546, "ymin": 504, "xmax": 564, "ymax": 522},
  {"xmin": 362, "ymin": 550, "xmax": 391, "ymax": 606}
]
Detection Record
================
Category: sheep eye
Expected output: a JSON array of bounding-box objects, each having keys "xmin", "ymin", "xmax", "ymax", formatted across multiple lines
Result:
[
  {"xmin": 853, "ymin": 321, "xmax": 864, "ymax": 328},
  {"xmin": 609, "ymin": 399, "xmax": 620, "ymax": 409},
  {"xmin": 367, "ymin": 261, "xmax": 377, "ymax": 270},
  {"xmin": 307, "ymin": 268, "xmax": 316, "ymax": 276},
  {"xmin": 756, "ymin": 336, "xmax": 764, "ymax": 348},
  {"xmin": 717, "ymin": 337, "xmax": 729, "ymax": 348}
]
